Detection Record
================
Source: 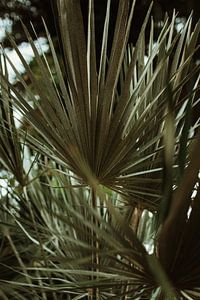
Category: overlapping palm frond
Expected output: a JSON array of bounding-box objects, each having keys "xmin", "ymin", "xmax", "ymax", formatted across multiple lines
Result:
[
  {"xmin": 157, "ymin": 129, "xmax": 200, "ymax": 299},
  {"xmin": 0, "ymin": 166, "xmax": 178, "ymax": 299}
]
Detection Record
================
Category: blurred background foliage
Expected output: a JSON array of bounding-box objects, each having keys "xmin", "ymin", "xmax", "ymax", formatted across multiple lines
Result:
[{"xmin": 0, "ymin": 0, "xmax": 200, "ymax": 41}]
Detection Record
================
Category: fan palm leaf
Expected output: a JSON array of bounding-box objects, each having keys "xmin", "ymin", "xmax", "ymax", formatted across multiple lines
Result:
[{"xmin": 0, "ymin": 0, "xmax": 199, "ymax": 210}]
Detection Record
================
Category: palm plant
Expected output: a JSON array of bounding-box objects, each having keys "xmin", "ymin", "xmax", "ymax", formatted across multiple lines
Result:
[{"xmin": 0, "ymin": 0, "xmax": 200, "ymax": 299}]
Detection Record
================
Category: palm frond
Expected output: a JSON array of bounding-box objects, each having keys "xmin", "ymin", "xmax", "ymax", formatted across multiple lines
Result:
[
  {"xmin": 0, "ymin": 54, "xmax": 24, "ymax": 185},
  {"xmin": 1, "ymin": 2, "xmax": 199, "ymax": 211}
]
